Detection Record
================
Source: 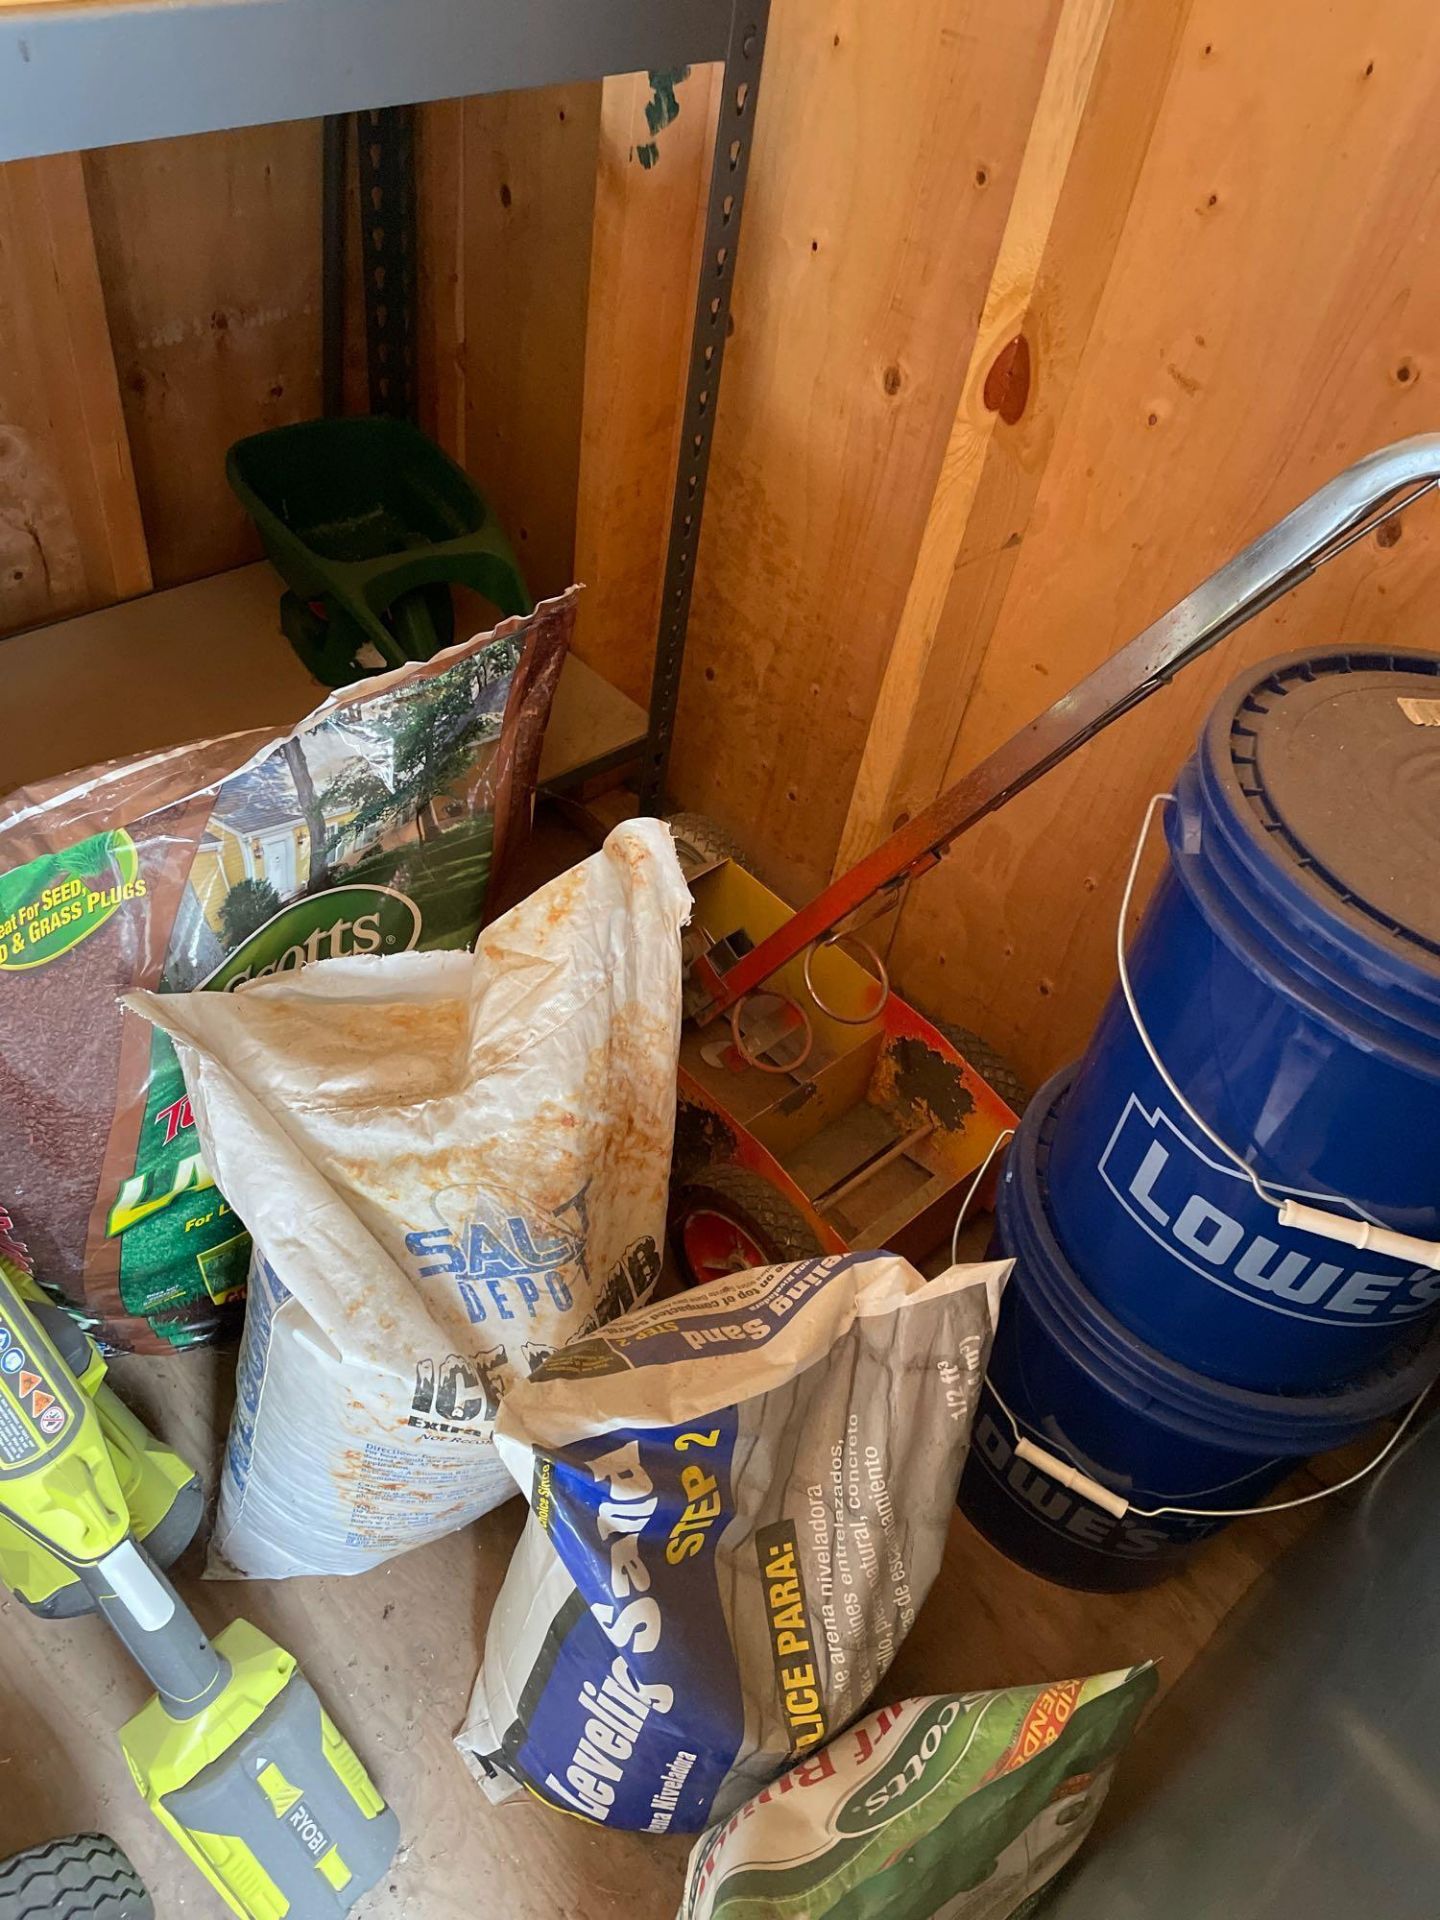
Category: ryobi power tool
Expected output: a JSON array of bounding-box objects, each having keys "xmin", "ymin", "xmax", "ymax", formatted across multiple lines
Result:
[
  {"xmin": 0, "ymin": 1262, "xmax": 399, "ymax": 1919},
  {"xmin": 0, "ymin": 1261, "xmax": 203, "ymax": 1620}
]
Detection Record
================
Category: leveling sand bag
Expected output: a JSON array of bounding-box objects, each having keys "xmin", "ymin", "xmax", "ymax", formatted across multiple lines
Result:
[
  {"xmin": 458, "ymin": 1251, "xmax": 1009, "ymax": 1832},
  {"xmin": 679, "ymin": 1666, "xmax": 1157, "ymax": 1920},
  {"xmin": 123, "ymin": 817, "xmax": 689, "ymax": 1577}
]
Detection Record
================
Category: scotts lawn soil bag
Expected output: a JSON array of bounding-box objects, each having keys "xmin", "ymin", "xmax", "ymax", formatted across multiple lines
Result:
[
  {"xmin": 678, "ymin": 1666, "xmax": 1157, "ymax": 1920},
  {"xmin": 457, "ymin": 1252, "xmax": 1009, "ymax": 1833},
  {"xmin": 123, "ymin": 818, "xmax": 689, "ymax": 1578},
  {"xmin": 0, "ymin": 1201, "xmax": 30, "ymax": 1288},
  {"xmin": 0, "ymin": 592, "xmax": 572, "ymax": 1352}
]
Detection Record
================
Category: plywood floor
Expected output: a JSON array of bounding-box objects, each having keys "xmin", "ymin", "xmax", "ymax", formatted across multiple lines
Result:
[
  {"xmin": 0, "ymin": 813, "xmax": 1351, "ymax": 1918},
  {"xmin": 0, "ymin": 1335, "xmax": 1346, "ymax": 1920}
]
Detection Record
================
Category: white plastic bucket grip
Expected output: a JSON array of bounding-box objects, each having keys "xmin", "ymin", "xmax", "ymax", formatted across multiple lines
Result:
[
  {"xmin": 1014, "ymin": 1437, "xmax": 1129, "ymax": 1519},
  {"xmin": 1277, "ymin": 1199, "xmax": 1440, "ymax": 1267},
  {"xmin": 991, "ymin": 1376, "xmax": 1431, "ymax": 1521},
  {"xmin": 1118, "ymin": 795, "xmax": 1440, "ymax": 1272}
]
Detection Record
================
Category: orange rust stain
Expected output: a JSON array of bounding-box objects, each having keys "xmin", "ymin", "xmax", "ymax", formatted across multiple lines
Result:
[
  {"xmin": 242, "ymin": 994, "xmax": 468, "ymax": 1115},
  {"xmin": 539, "ymin": 863, "xmax": 586, "ymax": 931}
]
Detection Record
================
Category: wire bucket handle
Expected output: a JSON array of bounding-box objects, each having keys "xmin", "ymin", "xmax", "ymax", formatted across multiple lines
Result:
[{"xmin": 1117, "ymin": 795, "xmax": 1440, "ymax": 1272}]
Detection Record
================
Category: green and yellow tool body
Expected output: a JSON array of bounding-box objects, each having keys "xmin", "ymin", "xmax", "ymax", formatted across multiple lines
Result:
[
  {"xmin": 0, "ymin": 1256, "xmax": 202, "ymax": 1617},
  {"xmin": 0, "ymin": 1265, "xmax": 399, "ymax": 1918}
]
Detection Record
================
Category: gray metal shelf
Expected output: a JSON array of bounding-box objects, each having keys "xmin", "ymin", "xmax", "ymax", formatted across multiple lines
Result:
[
  {"xmin": 0, "ymin": 0, "xmax": 729, "ymax": 161},
  {"xmin": 0, "ymin": 0, "xmax": 772, "ymax": 807}
]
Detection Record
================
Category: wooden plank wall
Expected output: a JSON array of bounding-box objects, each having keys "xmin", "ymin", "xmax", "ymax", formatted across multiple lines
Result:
[
  {"xmin": 417, "ymin": 84, "xmax": 603, "ymax": 609},
  {"xmin": 82, "ymin": 121, "xmax": 326, "ymax": 589},
  {"xmin": 664, "ymin": 0, "xmax": 1440, "ymax": 1088},
  {"xmin": 571, "ymin": 66, "xmax": 723, "ymax": 706},
  {"xmin": 0, "ymin": 156, "xmax": 149, "ymax": 627},
  {"xmin": 4, "ymin": 1, "xmax": 1440, "ymax": 1094},
  {"xmin": 877, "ymin": 0, "xmax": 1440, "ymax": 1085},
  {"xmin": 0, "ymin": 122, "xmax": 325, "ymax": 629},
  {"xmin": 668, "ymin": 0, "xmax": 1065, "ymax": 901},
  {"xmin": 0, "ymin": 92, "xmax": 607, "ymax": 640}
]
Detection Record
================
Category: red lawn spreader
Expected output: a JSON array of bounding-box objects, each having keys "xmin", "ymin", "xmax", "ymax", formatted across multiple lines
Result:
[{"xmin": 662, "ymin": 437, "xmax": 1440, "ymax": 1285}]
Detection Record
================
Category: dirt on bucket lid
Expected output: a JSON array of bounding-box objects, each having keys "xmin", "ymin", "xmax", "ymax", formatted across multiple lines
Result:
[{"xmin": 1226, "ymin": 650, "xmax": 1440, "ymax": 960}]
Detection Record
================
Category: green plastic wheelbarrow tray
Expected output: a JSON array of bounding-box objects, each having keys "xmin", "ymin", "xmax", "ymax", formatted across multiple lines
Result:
[{"xmin": 227, "ymin": 415, "xmax": 532, "ymax": 684}]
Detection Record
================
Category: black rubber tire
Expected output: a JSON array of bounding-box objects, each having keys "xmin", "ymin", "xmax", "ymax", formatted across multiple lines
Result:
[
  {"xmin": 928, "ymin": 1018, "xmax": 1031, "ymax": 1117},
  {"xmin": 664, "ymin": 811, "xmax": 756, "ymax": 879},
  {"xmin": 670, "ymin": 1163, "xmax": 826, "ymax": 1285},
  {"xmin": 0, "ymin": 1835, "xmax": 153, "ymax": 1920}
]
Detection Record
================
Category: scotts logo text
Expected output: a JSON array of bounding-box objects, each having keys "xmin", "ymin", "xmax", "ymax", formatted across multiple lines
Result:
[
  {"xmin": 201, "ymin": 885, "xmax": 422, "ymax": 992},
  {"xmin": 835, "ymin": 1697, "xmax": 961, "ymax": 1834},
  {"xmin": 1099, "ymin": 1096, "xmax": 1440, "ymax": 1325}
]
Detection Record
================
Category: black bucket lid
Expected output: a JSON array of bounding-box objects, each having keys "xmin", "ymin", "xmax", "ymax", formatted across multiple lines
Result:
[{"xmin": 1218, "ymin": 649, "xmax": 1440, "ymax": 967}]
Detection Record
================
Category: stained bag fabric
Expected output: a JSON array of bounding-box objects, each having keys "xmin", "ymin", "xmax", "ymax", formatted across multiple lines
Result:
[
  {"xmin": 678, "ymin": 1667, "xmax": 1157, "ymax": 1919},
  {"xmin": 0, "ymin": 593, "xmax": 572, "ymax": 1351},
  {"xmin": 123, "ymin": 817, "xmax": 689, "ymax": 1576},
  {"xmin": 458, "ymin": 1252, "xmax": 1009, "ymax": 1832}
]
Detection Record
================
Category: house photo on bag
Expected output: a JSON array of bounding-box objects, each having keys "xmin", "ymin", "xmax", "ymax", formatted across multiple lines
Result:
[{"xmin": 0, "ymin": 591, "xmax": 575, "ymax": 1352}]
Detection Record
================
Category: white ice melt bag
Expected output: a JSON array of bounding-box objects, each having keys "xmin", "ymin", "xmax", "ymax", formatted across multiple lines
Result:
[{"xmin": 125, "ymin": 818, "xmax": 689, "ymax": 1576}]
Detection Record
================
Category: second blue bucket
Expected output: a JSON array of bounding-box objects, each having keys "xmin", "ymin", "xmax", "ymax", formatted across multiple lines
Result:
[
  {"xmin": 957, "ymin": 1068, "xmax": 1438, "ymax": 1591},
  {"xmin": 1046, "ymin": 646, "xmax": 1440, "ymax": 1392}
]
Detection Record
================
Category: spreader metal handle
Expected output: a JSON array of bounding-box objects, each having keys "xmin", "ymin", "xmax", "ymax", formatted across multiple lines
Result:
[
  {"xmin": 1079, "ymin": 432, "xmax": 1440, "ymax": 745},
  {"xmin": 702, "ymin": 433, "xmax": 1440, "ymax": 1021}
]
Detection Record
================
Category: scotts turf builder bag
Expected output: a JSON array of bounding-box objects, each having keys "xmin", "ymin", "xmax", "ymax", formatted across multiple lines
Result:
[
  {"xmin": 123, "ymin": 818, "xmax": 689, "ymax": 1578},
  {"xmin": 679, "ymin": 1666, "xmax": 1157, "ymax": 1920},
  {"xmin": 0, "ymin": 593, "xmax": 572, "ymax": 1351},
  {"xmin": 457, "ymin": 1252, "xmax": 1009, "ymax": 1832}
]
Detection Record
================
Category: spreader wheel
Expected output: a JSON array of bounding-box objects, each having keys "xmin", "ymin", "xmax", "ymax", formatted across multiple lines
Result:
[
  {"xmin": 929, "ymin": 1018, "xmax": 1031, "ymax": 1117},
  {"xmin": 670, "ymin": 1164, "xmax": 826, "ymax": 1287},
  {"xmin": 664, "ymin": 812, "xmax": 757, "ymax": 881}
]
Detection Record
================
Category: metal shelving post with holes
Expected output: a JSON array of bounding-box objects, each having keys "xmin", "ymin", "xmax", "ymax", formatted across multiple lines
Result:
[{"xmin": 0, "ymin": 0, "xmax": 771, "ymax": 805}]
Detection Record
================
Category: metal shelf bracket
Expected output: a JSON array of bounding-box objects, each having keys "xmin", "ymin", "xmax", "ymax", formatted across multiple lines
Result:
[{"xmin": 638, "ymin": 0, "xmax": 771, "ymax": 811}]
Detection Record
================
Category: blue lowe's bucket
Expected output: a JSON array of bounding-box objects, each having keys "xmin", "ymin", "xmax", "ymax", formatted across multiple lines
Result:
[
  {"xmin": 957, "ymin": 1069, "xmax": 1438, "ymax": 1591},
  {"xmin": 1046, "ymin": 647, "xmax": 1440, "ymax": 1392}
]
